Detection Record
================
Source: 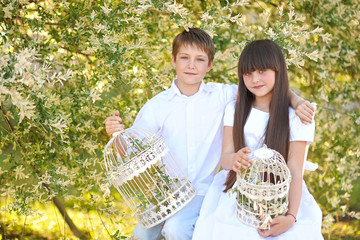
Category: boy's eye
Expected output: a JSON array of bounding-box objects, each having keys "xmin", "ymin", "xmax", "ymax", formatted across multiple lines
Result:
[
  {"xmin": 197, "ymin": 58, "xmax": 205, "ymax": 62},
  {"xmin": 180, "ymin": 56, "xmax": 188, "ymax": 59}
]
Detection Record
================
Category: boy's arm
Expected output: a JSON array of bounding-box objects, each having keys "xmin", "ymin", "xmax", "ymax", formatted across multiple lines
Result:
[
  {"xmin": 289, "ymin": 90, "xmax": 315, "ymax": 124},
  {"xmin": 105, "ymin": 100, "xmax": 159, "ymax": 139},
  {"xmin": 105, "ymin": 110, "xmax": 124, "ymax": 137}
]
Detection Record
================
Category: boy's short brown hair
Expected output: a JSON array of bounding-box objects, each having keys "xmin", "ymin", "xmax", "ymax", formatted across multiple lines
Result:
[{"xmin": 172, "ymin": 28, "xmax": 215, "ymax": 64}]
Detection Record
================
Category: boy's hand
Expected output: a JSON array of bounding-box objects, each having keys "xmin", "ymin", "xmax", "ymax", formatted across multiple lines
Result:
[
  {"xmin": 105, "ymin": 110, "xmax": 124, "ymax": 137},
  {"xmin": 295, "ymin": 100, "xmax": 315, "ymax": 124},
  {"xmin": 257, "ymin": 215, "xmax": 295, "ymax": 237},
  {"xmin": 232, "ymin": 147, "xmax": 252, "ymax": 173}
]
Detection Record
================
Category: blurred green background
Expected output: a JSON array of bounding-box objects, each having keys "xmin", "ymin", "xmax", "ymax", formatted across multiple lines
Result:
[{"xmin": 0, "ymin": 0, "xmax": 359, "ymax": 239}]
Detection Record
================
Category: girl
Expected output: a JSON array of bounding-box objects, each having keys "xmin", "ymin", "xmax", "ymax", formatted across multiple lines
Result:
[{"xmin": 193, "ymin": 39, "xmax": 323, "ymax": 239}]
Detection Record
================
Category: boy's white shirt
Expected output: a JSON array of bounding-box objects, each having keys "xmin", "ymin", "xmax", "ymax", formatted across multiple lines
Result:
[{"xmin": 132, "ymin": 78, "xmax": 237, "ymax": 195}]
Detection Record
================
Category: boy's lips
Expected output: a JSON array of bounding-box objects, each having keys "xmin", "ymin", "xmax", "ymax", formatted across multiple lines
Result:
[{"xmin": 184, "ymin": 72, "xmax": 197, "ymax": 75}]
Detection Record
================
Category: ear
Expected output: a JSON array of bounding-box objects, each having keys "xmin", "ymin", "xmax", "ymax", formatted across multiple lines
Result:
[
  {"xmin": 207, "ymin": 60, "xmax": 214, "ymax": 72},
  {"xmin": 171, "ymin": 55, "xmax": 176, "ymax": 68}
]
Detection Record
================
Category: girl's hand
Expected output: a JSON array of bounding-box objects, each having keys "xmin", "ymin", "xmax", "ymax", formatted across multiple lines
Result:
[
  {"xmin": 257, "ymin": 215, "xmax": 295, "ymax": 237},
  {"xmin": 232, "ymin": 147, "xmax": 251, "ymax": 173},
  {"xmin": 295, "ymin": 100, "xmax": 315, "ymax": 124},
  {"xmin": 105, "ymin": 110, "xmax": 124, "ymax": 137}
]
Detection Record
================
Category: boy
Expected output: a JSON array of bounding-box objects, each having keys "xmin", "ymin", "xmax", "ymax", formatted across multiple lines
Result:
[{"xmin": 105, "ymin": 28, "xmax": 314, "ymax": 240}]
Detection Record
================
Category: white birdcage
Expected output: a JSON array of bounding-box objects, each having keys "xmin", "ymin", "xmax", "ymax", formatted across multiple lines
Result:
[
  {"xmin": 236, "ymin": 145, "xmax": 292, "ymax": 230},
  {"xmin": 103, "ymin": 127, "xmax": 196, "ymax": 229}
]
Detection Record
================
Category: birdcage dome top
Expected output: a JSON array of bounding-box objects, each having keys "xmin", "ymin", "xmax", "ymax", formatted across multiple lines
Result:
[
  {"xmin": 236, "ymin": 145, "xmax": 291, "ymax": 201},
  {"xmin": 238, "ymin": 145, "xmax": 291, "ymax": 186},
  {"xmin": 253, "ymin": 145, "xmax": 274, "ymax": 160},
  {"xmin": 104, "ymin": 127, "xmax": 168, "ymax": 185}
]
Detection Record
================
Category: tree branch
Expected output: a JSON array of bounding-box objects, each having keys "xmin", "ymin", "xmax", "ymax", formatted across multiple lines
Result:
[
  {"xmin": 52, "ymin": 195, "xmax": 90, "ymax": 239},
  {"xmin": 211, "ymin": 65, "xmax": 237, "ymax": 74},
  {"xmin": 311, "ymin": 0, "xmax": 318, "ymax": 18},
  {"xmin": 0, "ymin": 105, "xmax": 14, "ymax": 132},
  {"xmin": 0, "ymin": 104, "xmax": 89, "ymax": 239},
  {"xmin": 60, "ymin": 45, "xmax": 92, "ymax": 62}
]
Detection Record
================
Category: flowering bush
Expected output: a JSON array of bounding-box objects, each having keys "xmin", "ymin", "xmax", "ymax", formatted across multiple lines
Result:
[{"xmin": 0, "ymin": 0, "xmax": 359, "ymax": 238}]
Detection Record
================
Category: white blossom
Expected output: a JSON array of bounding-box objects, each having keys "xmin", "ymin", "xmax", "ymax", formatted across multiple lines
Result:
[
  {"xmin": 101, "ymin": 3, "xmax": 112, "ymax": 15},
  {"xmin": 288, "ymin": 10, "xmax": 295, "ymax": 20},
  {"xmin": 50, "ymin": 118, "xmax": 68, "ymax": 132},
  {"xmin": 94, "ymin": 23, "xmax": 107, "ymax": 33},
  {"xmin": 278, "ymin": 5, "xmax": 284, "ymax": 17},
  {"xmin": 230, "ymin": 0, "xmax": 250, "ymax": 7},
  {"xmin": 90, "ymin": 10, "xmax": 97, "ymax": 20},
  {"xmin": 201, "ymin": 12, "xmax": 213, "ymax": 22},
  {"xmin": 10, "ymin": 91, "xmax": 36, "ymax": 122},
  {"xmin": 165, "ymin": 1, "xmax": 189, "ymax": 18},
  {"xmin": 3, "ymin": 4, "xmax": 13, "ymax": 19},
  {"xmin": 14, "ymin": 165, "xmax": 28, "ymax": 180},
  {"xmin": 229, "ymin": 14, "xmax": 245, "ymax": 26},
  {"xmin": 306, "ymin": 50, "xmax": 323, "ymax": 62}
]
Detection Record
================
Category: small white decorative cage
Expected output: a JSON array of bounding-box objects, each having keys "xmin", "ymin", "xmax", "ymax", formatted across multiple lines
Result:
[
  {"xmin": 236, "ymin": 145, "xmax": 291, "ymax": 229},
  {"xmin": 104, "ymin": 128, "xmax": 196, "ymax": 229}
]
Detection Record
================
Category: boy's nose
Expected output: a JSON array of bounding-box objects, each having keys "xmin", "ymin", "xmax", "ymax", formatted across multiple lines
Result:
[{"xmin": 188, "ymin": 60, "xmax": 196, "ymax": 69}]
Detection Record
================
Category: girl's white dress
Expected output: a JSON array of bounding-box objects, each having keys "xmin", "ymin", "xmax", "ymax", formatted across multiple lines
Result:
[{"xmin": 193, "ymin": 102, "xmax": 323, "ymax": 240}]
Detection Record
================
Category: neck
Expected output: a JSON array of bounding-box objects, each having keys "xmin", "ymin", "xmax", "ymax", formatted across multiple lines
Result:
[
  {"xmin": 253, "ymin": 94, "xmax": 272, "ymax": 112},
  {"xmin": 176, "ymin": 80, "xmax": 201, "ymax": 96}
]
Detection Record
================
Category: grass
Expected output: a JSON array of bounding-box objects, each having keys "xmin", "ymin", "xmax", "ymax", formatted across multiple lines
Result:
[
  {"xmin": 0, "ymin": 199, "xmax": 136, "ymax": 240},
  {"xmin": 0, "ymin": 198, "xmax": 359, "ymax": 239},
  {"xmin": 323, "ymin": 220, "xmax": 360, "ymax": 240}
]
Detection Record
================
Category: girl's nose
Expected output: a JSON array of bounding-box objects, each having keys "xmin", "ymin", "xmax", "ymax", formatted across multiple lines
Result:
[{"xmin": 253, "ymin": 73, "xmax": 260, "ymax": 82}]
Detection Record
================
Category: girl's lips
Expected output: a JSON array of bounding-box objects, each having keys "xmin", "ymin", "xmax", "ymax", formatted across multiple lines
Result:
[{"xmin": 254, "ymin": 85, "xmax": 264, "ymax": 89}]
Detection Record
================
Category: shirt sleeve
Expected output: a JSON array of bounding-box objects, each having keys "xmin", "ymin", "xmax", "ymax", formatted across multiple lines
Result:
[
  {"xmin": 132, "ymin": 99, "xmax": 160, "ymax": 134},
  {"xmin": 224, "ymin": 100, "xmax": 236, "ymax": 127},
  {"xmin": 221, "ymin": 83, "xmax": 237, "ymax": 106},
  {"xmin": 289, "ymin": 107, "xmax": 315, "ymax": 144}
]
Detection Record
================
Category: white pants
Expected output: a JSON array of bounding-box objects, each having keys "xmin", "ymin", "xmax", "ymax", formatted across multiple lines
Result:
[{"xmin": 132, "ymin": 195, "xmax": 204, "ymax": 240}]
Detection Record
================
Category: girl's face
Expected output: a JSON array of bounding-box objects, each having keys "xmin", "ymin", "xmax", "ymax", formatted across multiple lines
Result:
[{"xmin": 243, "ymin": 69, "xmax": 275, "ymax": 99}]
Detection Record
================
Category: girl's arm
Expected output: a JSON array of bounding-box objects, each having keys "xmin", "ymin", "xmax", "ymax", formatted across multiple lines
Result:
[
  {"xmin": 258, "ymin": 141, "xmax": 306, "ymax": 237},
  {"xmin": 220, "ymin": 126, "xmax": 251, "ymax": 172},
  {"xmin": 289, "ymin": 90, "xmax": 315, "ymax": 124}
]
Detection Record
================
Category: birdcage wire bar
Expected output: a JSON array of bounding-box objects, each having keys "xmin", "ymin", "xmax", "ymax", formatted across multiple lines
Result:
[
  {"xmin": 236, "ymin": 145, "xmax": 291, "ymax": 230},
  {"xmin": 104, "ymin": 127, "xmax": 196, "ymax": 229}
]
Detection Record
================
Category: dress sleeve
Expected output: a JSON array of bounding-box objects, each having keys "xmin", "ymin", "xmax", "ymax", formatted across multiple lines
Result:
[
  {"xmin": 224, "ymin": 100, "xmax": 236, "ymax": 127},
  {"xmin": 289, "ymin": 106, "xmax": 316, "ymax": 144}
]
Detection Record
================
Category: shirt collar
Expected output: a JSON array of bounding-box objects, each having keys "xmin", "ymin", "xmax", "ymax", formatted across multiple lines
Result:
[{"xmin": 167, "ymin": 78, "xmax": 214, "ymax": 100}]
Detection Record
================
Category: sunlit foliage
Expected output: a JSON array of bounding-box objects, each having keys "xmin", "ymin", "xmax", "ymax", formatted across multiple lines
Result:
[{"xmin": 0, "ymin": 0, "xmax": 359, "ymax": 239}]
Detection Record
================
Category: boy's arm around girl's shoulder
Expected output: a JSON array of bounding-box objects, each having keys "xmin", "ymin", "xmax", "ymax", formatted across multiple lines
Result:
[
  {"xmin": 205, "ymin": 81, "xmax": 238, "ymax": 104},
  {"xmin": 289, "ymin": 105, "xmax": 316, "ymax": 144}
]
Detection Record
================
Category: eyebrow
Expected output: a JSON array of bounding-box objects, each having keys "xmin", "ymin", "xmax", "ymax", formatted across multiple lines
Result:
[{"xmin": 178, "ymin": 52, "xmax": 208, "ymax": 58}]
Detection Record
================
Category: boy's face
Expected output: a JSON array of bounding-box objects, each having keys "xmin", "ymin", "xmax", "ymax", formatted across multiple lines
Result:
[{"xmin": 172, "ymin": 44, "xmax": 213, "ymax": 94}]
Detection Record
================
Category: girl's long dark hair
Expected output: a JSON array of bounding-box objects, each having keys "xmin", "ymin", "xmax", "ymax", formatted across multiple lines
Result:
[{"xmin": 224, "ymin": 39, "xmax": 290, "ymax": 192}]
